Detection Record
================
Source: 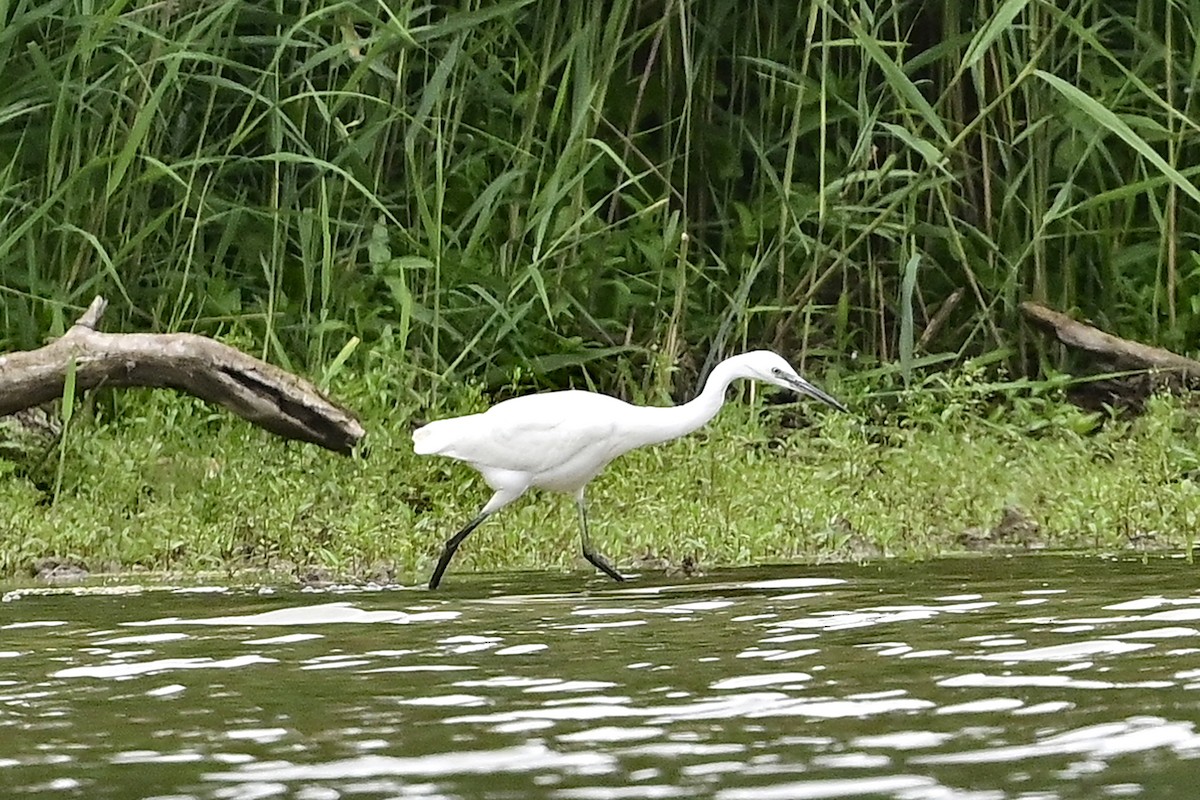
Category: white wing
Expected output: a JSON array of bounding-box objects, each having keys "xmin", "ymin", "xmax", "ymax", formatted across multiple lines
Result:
[{"xmin": 413, "ymin": 390, "xmax": 631, "ymax": 477}]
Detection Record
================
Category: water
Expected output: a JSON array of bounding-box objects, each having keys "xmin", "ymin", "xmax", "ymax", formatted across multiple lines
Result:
[{"xmin": 3, "ymin": 555, "xmax": 1200, "ymax": 799}]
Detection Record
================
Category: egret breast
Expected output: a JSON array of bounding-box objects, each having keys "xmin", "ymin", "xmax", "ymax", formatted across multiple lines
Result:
[{"xmin": 530, "ymin": 441, "xmax": 622, "ymax": 493}]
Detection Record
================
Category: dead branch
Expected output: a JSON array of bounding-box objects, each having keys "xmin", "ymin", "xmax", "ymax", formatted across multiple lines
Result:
[
  {"xmin": 918, "ymin": 287, "xmax": 965, "ymax": 350},
  {"xmin": 1019, "ymin": 301, "xmax": 1200, "ymax": 383},
  {"xmin": 0, "ymin": 296, "xmax": 365, "ymax": 454}
]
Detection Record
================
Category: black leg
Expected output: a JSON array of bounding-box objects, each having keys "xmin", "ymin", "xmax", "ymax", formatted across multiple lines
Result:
[
  {"xmin": 577, "ymin": 497, "xmax": 625, "ymax": 583},
  {"xmin": 429, "ymin": 512, "xmax": 489, "ymax": 590}
]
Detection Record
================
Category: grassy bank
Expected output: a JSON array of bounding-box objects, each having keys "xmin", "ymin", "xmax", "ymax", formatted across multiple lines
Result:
[
  {"xmin": 5, "ymin": 2, "xmax": 1199, "ymax": 586},
  {"xmin": 3, "ymin": 364, "xmax": 1198, "ymax": 585}
]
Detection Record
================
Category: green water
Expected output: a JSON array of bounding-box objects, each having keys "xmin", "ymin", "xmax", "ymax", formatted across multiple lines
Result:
[{"xmin": 3, "ymin": 556, "xmax": 1199, "ymax": 798}]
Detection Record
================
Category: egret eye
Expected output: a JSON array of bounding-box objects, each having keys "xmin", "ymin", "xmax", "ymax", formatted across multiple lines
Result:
[{"xmin": 771, "ymin": 367, "xmax": 783, "ymax": 376}]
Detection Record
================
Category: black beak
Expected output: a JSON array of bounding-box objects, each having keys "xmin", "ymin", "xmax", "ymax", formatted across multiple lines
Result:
[{"xmin": 786, "ymin": 375, "xmax": 848, "ymax": 413}]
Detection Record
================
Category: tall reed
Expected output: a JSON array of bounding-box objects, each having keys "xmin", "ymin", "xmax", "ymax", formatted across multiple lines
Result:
[{"xmin": 1, "ymin": 0, "xmax": 1197, "ymax": 399}]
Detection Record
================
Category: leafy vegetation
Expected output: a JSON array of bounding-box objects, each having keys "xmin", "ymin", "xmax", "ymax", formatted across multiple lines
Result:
[
  {"xmin": 3, "ymin": 369, "xmax": 1199, "ymax": 582},
  {"xmin": 3, "ymin": 0, "xmax": 1199, "ymax": 394},
  {"xmin": 3, "ymin": 2, "xmax": 1200, "ymax": 580}
]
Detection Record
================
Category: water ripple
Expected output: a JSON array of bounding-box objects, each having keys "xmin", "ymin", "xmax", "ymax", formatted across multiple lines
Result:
[{"xmin": 4, "ymin": 557, "xmax": 1200, "ymax": 798}]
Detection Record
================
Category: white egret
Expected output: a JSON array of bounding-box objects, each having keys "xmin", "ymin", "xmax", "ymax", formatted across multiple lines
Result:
[{"xmin": 413, "ymin": 350, "xmax": 847, "ymax": 589}]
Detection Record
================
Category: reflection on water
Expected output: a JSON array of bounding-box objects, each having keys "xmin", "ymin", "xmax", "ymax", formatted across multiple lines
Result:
[{"xmin": 3, "ymin": 556, "xmax": 1200, "ymax": 798}]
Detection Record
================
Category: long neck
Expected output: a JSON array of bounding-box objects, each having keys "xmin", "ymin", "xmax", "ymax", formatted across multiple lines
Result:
[{"xmin": 630, "ymin": 358, "xmax": 744, "ymax": 448}]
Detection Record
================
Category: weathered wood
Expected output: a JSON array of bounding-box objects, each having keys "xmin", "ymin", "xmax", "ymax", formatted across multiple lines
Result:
[
  {"xmin": 1019, "ymin": 301, "xmax": 1200, "ymax": 382},
  {"xmin": 918, "ymin": 287, "xmax": 965, "ymax": 350},
  {"xmin": 0, "ymin": 296, "xmax": 365, "ymax": 454}
]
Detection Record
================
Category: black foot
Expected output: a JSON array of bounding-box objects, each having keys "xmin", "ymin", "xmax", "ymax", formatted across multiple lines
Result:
[
  {"xmin": 429, "ymin": 512, "xmax": 489, "ymax": 590},
  {"xmin": 584, "ymin": 550, "xmax": 626, "ymax": 582}
]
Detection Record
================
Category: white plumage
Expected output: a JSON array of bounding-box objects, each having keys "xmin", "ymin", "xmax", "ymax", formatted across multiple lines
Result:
[{"xmin": 415, "ymin": 350, "xmax": 847, "ymax": 588}]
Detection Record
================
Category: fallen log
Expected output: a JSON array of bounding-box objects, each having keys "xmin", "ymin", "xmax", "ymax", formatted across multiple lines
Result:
[
  {"xmin": 0, "ymin": 296, "xmax": 365, "ymax": 454},
  {"xmin": 1019, "ymin": 301, "xmax": 1200, "ymax": 383}
]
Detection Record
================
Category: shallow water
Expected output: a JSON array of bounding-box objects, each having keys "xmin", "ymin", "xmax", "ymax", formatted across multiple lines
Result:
[{"xmin": 3, "ymin": 555, "xmax": 1200, "ymax": 798}]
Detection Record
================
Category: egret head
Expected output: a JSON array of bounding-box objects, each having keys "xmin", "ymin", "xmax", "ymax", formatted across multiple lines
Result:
[{"xmin": 741, "ymin": 350, "xmax": 848, "ymax": 413}]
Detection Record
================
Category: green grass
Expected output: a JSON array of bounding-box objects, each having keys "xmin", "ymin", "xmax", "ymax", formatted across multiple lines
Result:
[
  {"xmin": 4, "ymin": 1, "xmax": 1200, "ymax": 584},
  {"xmin": 4, "ymin": 362, "xmax": 1198, "ymax": 584}
]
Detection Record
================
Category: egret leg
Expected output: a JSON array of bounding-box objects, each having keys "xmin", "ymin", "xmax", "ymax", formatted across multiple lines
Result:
[
  {"xmin": 428, "ymin": 512, "xmax": 490, "ymax": 590},
  {"xmin": 576, "ymin": 492, "xmax": 625, "ymax": 583},
  {"xmin": 428, "ymin": 489, "xmax": 521, "ymax": 590}
]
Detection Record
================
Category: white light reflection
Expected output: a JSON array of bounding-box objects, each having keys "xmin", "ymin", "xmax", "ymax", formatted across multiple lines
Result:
[
  {"xmin": 940, "ymin": 673, "xmax": 1174, "ymax": 691},
  {"xmin": 203, "ymin": 744, "xmax": 615, "ymax": 782},
  {"xmin": 913, "ymin": 717, "xmax": 1200, "ymax": 765},
  {"xmin": 124, "ymin": 603, "xmax": 459, "ymax": 627},
  {"xmin": 495, "ymin": 644, "xmax": 547, "ymax": 655},
  {"xmin": 735, "ymin": 648, "xmax": 819, "ymax": 661},
  {"xmin": 525, "ymin": 680, "xmax": 617, "ymax": 694},
  {"xmin": 680, "ymin": 760, "xmax": 747, "ymax": 777},
  {"xmin": 362, "ymin": 665, "xmax": 474, "ymax": 673},
  {"xmin": 620, "ymin": 743, "xmax": 744, "ymax": 759},
  {"xmin": 560, "ymin": 621, "xmax": 646, "ymax": 632},
  {"xmin": 295, "ymin": 786, "xmax": 340, "ymax": 800},
  {"xmin": 1108, "ymin": 627, "xmax": 1199, "ymax": 639},
  {"xmin": 396, "ymin": 694, "xmax": 488, "ymax": 708},
  {"xmin": 1012, "ymin": 701, "xmax": 1073, "ymax": 715},
  {"xmin": 1146, "ymin": 609, "xmax": 1200, "ymax": 623},
  {"xmin": 972, "ymin": 640, "xmax": 1152, "ymax": 662},
  {"xmin": 769, "ymin": 602, "xmax": 996, "ymax": 633},
  {"xmin": 851, "ymin": 731, "xmax": 955, "ymax": 750},
  {"xmin": 111, "ymin": 750, "xmax": 205, "ymax": 764},
  {"xmin": 212, "ymin": 781, "xmax": 286, "ymax": 799},
  {"xmin": 445, "ymin": 690, "xmax": 933, "ymax": 727},
  {"xmin": 936, "ymin": 698, "xmax": 1024, "ymax": 715},
  {"xmin": 558, "ymin": 726, "xmax": 663, "ymax": 743},
  {"xmin": 439, "ymin": 635, "xmax": 500, "ymax": 655},
  {"xmin": 26, "ymin": 779, "xmax": 83, "ymax": 792},
  {"xmin": 226, "ymin": 728, "xmax": 289, "ymax": 743},
  {"xmin": 557, "ymin": 787, "xmax": 690, "ymax": 799},
  {"xmin": 655, "ymin": 600, "xmax": 734, "ymax": 614},
  {"xmin": 53, "ymin": 655, "xmax": 275, "ymax": 679},
  {"xmin": 809, "ymin": 753, "xmax": 891, "ymax": 769},
  {"xmin": 763, "ymin": 698, "xmax": 933, "ymax": 719},
  {"xmin": 710, "ymin": 673, "xmax": 811, "ymax": 690},
  {"xmin": 715, "ymin": 775, "xmax": 940, "ymax": 799},
  {"xmin": 456, "ymin": 676, "xmax": 561, "ymax": 689},
  {"xmin": 1105, "ymin": 596, "xmax": 1200, "ymax": 612},
  {"xmin": 300, "ymin": 659, "xmax": 371, "ymax": 672}
]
